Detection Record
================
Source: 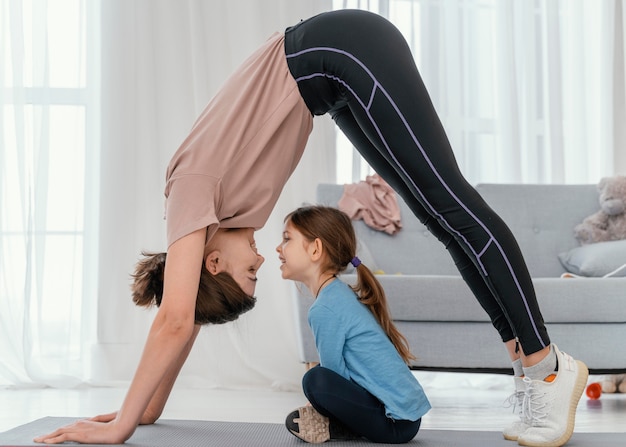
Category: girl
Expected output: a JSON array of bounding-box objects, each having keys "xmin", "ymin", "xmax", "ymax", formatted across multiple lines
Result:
[
  {"xmin": 36, "ymin": 9, "xmax": 586, "ymax": 446},
  {"xmin": 277, "ymin": 206, "xmax": 430, "ymax": 444}
]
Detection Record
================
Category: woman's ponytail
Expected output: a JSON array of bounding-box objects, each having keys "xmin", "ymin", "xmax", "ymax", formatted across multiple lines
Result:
[{"xmin": 131, "ymin": 252, "xmax": 166, "ymax": 307}]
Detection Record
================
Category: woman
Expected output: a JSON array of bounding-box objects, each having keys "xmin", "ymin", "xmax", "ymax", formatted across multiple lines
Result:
[{"xmin": 36, "ymin": 9, "xmax": 586, "ymax": 446}]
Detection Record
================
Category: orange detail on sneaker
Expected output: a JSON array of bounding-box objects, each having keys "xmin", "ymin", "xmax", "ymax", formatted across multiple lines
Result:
[{"xmin": 544, "ymin": 374, "xmax": 556, "ymax": 383}]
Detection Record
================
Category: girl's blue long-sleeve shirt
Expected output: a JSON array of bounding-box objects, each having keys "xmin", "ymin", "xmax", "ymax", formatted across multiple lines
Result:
[{"xmin": 308, "ymin": 279, "xmax": 431, "ymax": 421}]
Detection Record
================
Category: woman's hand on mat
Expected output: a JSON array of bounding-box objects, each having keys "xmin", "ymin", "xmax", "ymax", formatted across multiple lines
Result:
[
  {"xmin": 89, "ymin": 412, "xmax": 117, "ymax": 423},
  {"xmin": 33, "ymin": 418, "xmax": 133, "ymax": 444},
  {"xmin": 91, "ymin": 411, "xmax": 156, "ymax": 425}
]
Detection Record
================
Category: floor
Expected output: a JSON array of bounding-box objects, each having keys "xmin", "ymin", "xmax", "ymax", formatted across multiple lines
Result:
[{"xmin": 1, "ymin": 372, "xmax": 624, "ymax": 436}]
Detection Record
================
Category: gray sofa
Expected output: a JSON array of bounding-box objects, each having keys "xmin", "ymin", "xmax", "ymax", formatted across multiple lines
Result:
[{"xmin": 293, "ymin": 183, "xmax": 626, "ymax": 373}]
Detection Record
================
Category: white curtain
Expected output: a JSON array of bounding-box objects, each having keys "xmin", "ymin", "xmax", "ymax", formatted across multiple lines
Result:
[
  {"xmin": 0, "ymin": 0, "xmax": 97, "ymax": 388},
  {"xmin": 336, "ymin": 0, "xmax": 626, "ymax": 184},
  {"xmin": 91, "ymin": 0, "xmax": 335, "ymax": 389},
  {"xmin": 1, "ymin": 0, "xmax": 335, "ymax": 390}
]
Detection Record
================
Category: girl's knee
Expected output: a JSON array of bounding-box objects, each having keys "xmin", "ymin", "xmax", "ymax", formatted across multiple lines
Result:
[
  {"xmin": 302, "ymin": 366, "xmax": 329, "ymax": 391},
  {"xmin": 302, "ymin": 366, "xmax": 341, "ymax": 403}
]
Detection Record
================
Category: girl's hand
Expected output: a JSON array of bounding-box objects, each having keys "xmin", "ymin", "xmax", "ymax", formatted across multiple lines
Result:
[{"xmin": 33, "ymin": 418, "xmax": 132, "ymax": 445}]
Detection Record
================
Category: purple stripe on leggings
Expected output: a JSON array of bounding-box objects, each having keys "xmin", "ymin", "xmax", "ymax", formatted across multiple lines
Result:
[{"xmin": 287, "ymin": 47, "xmax": 545, "ymax": 347}]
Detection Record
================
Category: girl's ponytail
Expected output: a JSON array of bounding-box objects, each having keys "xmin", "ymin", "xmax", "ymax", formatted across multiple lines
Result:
[{"xmin": 352, "ymin": 262, "xmax": 416, "ymax": 364}]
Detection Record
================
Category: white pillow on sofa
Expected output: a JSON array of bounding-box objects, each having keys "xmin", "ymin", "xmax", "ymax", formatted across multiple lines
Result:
[{"xmin": 558, "ymin": 240, "xmax": 626, "ymax": 277}]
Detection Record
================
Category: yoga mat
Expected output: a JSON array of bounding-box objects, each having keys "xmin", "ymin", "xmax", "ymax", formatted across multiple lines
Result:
[{"xmin": 1, "ymin": 417, "xmax": 623, "ymax": 446}]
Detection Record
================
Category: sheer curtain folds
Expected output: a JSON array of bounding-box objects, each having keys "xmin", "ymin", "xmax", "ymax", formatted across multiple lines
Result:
[
  {"xmin": 335, "ymin": 0, "xmax": 626, "ymax": 185},
  {"xmin": 0, "ymin": 0, "xmax": 99, "ymax": 387},
  {"xmin": 1, "ymin": 0, "xmax": 335, "ymax": 390},
  {"xmin": 92, "ymin": 0, "xmax": 335, "ymax": 389}
]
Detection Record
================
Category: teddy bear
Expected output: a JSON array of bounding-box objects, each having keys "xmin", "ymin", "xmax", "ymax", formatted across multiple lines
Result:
[
  {"xmin": 574, "ymin": 175, "xmax": 626, "ymax": 245},
  {"xmin": 598, "ymin": 373, "xmax": 626, "ymax": 394}
]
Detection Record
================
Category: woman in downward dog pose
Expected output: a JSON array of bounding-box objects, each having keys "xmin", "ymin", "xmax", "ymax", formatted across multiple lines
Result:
[
  {"xmin": 277, "ymin": 205, "xmax": 430, "ymax": 444},
  {"xmin": 36, "ymin": 9, "xmax": 586, "ymax": 446}
]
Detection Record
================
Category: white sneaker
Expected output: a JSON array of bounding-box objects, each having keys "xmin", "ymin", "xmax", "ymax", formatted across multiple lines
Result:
[
  {"xmin": 503, "ymin": 376, "xmax": 530, "ymax": 441},
  {"xmin": 517, "ymin": 344, "xmax": 589, "ymax": 447}
]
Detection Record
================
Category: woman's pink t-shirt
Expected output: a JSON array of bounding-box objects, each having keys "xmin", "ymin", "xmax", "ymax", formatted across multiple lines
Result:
[{"xmin": 164, "ymin": 32, "xmax": 313, "ymax": 249}]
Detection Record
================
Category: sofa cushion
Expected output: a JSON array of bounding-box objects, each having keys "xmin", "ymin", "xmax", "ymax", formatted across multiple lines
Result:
[
  {"xmin": 340, "ymin": 274, "xmax": 626, "ymax": 324},
  {"xmin": 475, "ymin": 184, "xmax": 600, "ymax": 278},
  {"xmin": 558, "ymin": 240, "xmax": 626, "ymax": 277}
]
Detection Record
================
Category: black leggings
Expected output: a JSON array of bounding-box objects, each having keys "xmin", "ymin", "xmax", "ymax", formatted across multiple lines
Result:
[
  {"xmin": 303, "ymin": 366, "xmax": 421, "ymax": 443},
  {"xmin": 285, "ymin": 9, "xmax": 549, "ymax": 354}
]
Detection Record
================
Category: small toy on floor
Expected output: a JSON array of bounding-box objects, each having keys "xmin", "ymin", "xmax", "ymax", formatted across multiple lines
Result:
[{"xmin": 585, "ymin": 382, "xmax": 602, "ymax": 400}]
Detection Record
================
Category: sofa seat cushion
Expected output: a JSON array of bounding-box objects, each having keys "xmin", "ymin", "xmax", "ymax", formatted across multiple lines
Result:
[{"xmin": 340, "ymin": 274, "xmax": 626, "ymax": 324}]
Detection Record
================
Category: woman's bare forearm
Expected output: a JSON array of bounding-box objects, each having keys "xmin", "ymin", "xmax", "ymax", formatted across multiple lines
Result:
[
  {"xmin": 34, "ymin": 230, "xmax": 207, "ymax": 444},
  {"xmin": 114, "ymin": 229, "xmax": 207, "ymax": 437},
  {"xmin": 113, "ymin": 311, "xmax": 196, "ymax": 437},
  {"xmin": 34, "ymin": 312, "xmax": 198, "ymax": 444},
  {"xmin": 141, "ymin": 324, "xmax": 201, "ymax": 424}
]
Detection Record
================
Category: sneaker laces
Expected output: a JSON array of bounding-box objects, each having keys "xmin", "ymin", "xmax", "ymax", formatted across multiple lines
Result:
[
  {"xmin": 504, "ymin": 388, "xmax": 525, "ymax": 418},
  {"xmin": 522, "ymin": 377, "xmax": 552, "ymax": 427}
]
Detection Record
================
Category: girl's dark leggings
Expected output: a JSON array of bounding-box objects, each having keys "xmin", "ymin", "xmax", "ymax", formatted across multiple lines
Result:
[
  {"xmin": 285, "ymin": 9, "xmax": 550, "ymax": 354},
  {"xmin": 303, "ymin": 366, "xmax": 421, "ymax": 443}
]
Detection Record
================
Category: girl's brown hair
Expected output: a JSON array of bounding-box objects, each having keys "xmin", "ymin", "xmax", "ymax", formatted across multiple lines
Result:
[
  {"xmin": 131, "ymin": 252, "xmax": 256, "ymax": 325},
  {"xmin": 285, "ymin": 206, "xmax": 415, "ymax": 364}
]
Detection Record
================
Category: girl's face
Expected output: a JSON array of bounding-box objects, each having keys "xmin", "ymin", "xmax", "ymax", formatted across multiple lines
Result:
[
  {"xmin": 276, "ymin": 220, "xmax": 315, "ymax": 283},
  {"xmin": 205, "ymin": 228, "xmax": 265, "ymax": 296}
]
